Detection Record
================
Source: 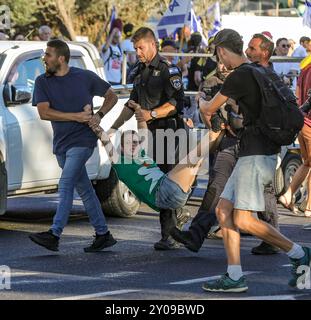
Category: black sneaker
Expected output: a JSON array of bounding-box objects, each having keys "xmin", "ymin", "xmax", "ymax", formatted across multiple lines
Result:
[
  {"xmin": 176, "ymin": 208, "xmax": 191, "ymax": 230},
  {"xmin": 154, "ymin": 237, "xmax": 180, "ymax": 250},
  {"xmin": 29, "ymin": 230, "xmax": 59, "ymax": 252},
  {"xmin": 84, "ymin": 231, "xmax": 117, "ymax": 253},
  {"xmin": 251, "ymin": 241, "xmax": 280, "ymax": 255},
  {"xmin": 170, "ymin": 227, "xmax": 200, "ymax": 252}
]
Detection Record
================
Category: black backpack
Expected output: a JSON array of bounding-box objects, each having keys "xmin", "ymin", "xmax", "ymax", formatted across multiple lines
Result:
[{"xmin": 243, "ymin": 63, "xmax": 304, "ymax": 146}]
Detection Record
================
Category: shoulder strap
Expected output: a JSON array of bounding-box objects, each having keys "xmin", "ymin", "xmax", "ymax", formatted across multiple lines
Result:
[{"xmin": 104, "ymin": 46, "xmax": 114, "ymax": 68}]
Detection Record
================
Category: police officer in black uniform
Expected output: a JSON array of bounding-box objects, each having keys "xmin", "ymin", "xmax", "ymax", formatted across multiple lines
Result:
[{"xmin": 109, "ymin": 27, "xmax": 190, "ymax": 250}]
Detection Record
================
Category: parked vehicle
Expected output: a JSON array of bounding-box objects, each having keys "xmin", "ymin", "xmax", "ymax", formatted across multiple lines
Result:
[{"xmin": 0, "ymin": 41, "xmax": 140, "ymax": 217}]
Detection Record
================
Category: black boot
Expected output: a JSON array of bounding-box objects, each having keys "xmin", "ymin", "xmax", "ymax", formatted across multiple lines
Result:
[
  {"xmin": 251, "ymin": 241, "xmax": 279, "ymax": 255},
  {"xmin": 170, "ymin": 227, "xmax": 200, "ymax": 252}
]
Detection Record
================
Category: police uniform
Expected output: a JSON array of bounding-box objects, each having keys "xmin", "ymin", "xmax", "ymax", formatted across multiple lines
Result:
[{"xmin": 128, "ymin": 53, "xmax": 185, "ymax": 244}]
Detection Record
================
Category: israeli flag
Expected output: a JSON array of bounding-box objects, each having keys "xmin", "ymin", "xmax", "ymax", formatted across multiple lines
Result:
[
  {"xmin": 109, "ymin": 6, "xmax": 117, "ymax": 31},
  {"xmin": 207, "ymin": 1, "xmax": 221, "ymax": 38},
  {"xmin": 190, "ymin": 8, "xmax": 208, "ymax": 45},
  {"xmin": 156, "ymin": 0, "xmax": 192, "ymax": 39},
  {"xmin": 303, "ymin": 0, "xmax": 311, "ymax": 29}
]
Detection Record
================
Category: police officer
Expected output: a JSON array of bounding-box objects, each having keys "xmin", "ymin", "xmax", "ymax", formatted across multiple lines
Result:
[{"xmin": 109, "ymin": 27, "xmax": 190, "ymax": 250}]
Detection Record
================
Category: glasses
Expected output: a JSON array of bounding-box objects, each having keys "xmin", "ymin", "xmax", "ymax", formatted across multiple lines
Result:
[{"xmin": 281, "ymin": 44, "xmax": 291, "ymax": 48}]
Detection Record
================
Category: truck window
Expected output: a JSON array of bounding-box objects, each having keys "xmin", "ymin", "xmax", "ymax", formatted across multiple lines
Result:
[
  {"xmin": 69, "ymin": 56, "xmax": 86, "ymax": 70},
  {"xmin": 7, "ymin": 57, "xmax": 45, "ymax": 95}
]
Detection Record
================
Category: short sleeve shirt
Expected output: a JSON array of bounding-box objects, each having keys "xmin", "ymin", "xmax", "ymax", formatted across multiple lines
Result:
[
  {"xmin": 32, "ymin": 67, "xmax": 111, "ymax": 154},
  {"xmin": 220, "ymin": 63, "xmax": 280, "ymax": 157}
]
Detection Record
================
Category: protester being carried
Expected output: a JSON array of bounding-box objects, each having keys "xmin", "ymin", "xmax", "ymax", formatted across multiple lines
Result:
[{"xmin": 87, "ymin": 102, "xmax": 213, "ymax": 213}]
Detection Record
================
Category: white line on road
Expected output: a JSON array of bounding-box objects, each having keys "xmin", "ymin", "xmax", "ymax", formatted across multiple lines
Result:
[
  {"xmin": 53, "ymin": 289, "xmax": 142, "ymax": 300},
  {"xmin": 170, "ymin": 271, "xmax": 261, "ymax": 285}
]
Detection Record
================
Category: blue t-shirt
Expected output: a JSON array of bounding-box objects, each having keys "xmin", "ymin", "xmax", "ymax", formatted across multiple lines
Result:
[{"xmin": 32, "ymin": 67, "xmax": 111, "ymax": 154}]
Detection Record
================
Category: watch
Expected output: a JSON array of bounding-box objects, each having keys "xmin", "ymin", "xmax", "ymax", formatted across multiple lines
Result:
[
  {"xmin": 97, "ymin": 111, "xmax": 105, "ymax": 119},
  {"xmin": 150, "ymin": 110, "xmax": 157, "ymax": 120}
]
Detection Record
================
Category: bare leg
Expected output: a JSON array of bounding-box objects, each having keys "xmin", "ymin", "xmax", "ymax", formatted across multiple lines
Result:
[
  {"xmin": 216, "ymin": 199, "xmax": 241, "ymax": 265},
  {"xmin": 280, "ymin": 164, "xmax": 310, "ymax": 206},
  {"xmin": 233, "ymin": 210, "xmax": 293, "ymax": 252},
  {"xmin": 168, "ymin": 130, "xmax": 222, "ymax": 192}
]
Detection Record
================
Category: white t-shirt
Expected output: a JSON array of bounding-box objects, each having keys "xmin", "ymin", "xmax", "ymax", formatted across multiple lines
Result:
[
  {"xmin": 102, "ymin": 44, "xmax": 123, "ymax": 84},
  {"xmin": 121, "ymin": 39, "xmax": 134, "ymax": 53},
  {"xmin": 292, "ymin": 45, "xmax": 307, "ymax": 58}
]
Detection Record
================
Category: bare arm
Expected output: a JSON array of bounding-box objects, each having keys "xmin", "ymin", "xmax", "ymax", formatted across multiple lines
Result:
[
  {"xmin": 198, "ymin": 92, "xmax": 229, "ymax": 126},
  {"xmin": 88, "ymin": 88, "xmax": 119, "ymax": 128},
  {"xmin": 140, "ymin": 102, "xmax": 177, "ymax": 122},
  {"xmin": 37, "ymin": 102, "xmax": 92, "ymax": 123},
  {"xmin": 84, "ymin": 105, "xmax": 119, "ymax": 163},
  {"xmin": 110, "ymin": 105, "xmax": 135, "ymax": 130},
  {"xmin": 128, "ymin": 100, "xmax": 148, "ymax": 130}
]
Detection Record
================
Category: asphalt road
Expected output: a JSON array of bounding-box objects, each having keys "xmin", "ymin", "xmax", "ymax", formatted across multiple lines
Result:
[{"xmin": 0, "ymin": 187, "xmax": 311, "ymax": 301}]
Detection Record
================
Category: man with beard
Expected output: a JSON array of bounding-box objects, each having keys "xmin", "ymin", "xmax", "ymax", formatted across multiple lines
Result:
[{"xmin": 29, "ymin": 39, "xmax": 118, "ymax": 253}]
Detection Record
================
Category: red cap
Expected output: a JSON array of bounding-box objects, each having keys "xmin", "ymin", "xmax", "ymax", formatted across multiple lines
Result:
[{"xmin": 262, "ymin": 31, "xmax": 273, "ymax": 41}]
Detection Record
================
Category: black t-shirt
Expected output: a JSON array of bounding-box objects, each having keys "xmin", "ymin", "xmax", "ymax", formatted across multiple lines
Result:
[{"xmin": 220, "ymin": 63, "xmax": 280, "ymax": 157}]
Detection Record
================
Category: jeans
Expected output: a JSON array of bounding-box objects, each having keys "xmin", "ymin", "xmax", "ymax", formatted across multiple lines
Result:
[
  {"xmin": 155, "ymin": 175, "xmax": 192, "ymax": 210},
  {"xmin": 51, "ymin": 147, "xmax": 108, "ymax": 237}
]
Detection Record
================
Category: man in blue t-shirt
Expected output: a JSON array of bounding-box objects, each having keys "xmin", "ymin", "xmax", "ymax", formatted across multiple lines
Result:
[{"xmin": 30, "ymin": 39, "xmax": 118, "ymax": 253}]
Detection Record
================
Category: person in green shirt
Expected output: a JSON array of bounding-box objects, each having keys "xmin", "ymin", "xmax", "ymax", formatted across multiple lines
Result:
[{"xmin": 86, "ymin": 101, "xmax": 212, "ymax": 212}]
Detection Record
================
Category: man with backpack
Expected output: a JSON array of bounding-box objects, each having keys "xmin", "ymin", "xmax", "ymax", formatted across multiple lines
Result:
[
  {"xmin": 102, "ymin": 28, "xmax": 123, "ymax": 85},
  {"xmin": 199, "ymin": 29, "xmax": 308, "ymax": 293}
]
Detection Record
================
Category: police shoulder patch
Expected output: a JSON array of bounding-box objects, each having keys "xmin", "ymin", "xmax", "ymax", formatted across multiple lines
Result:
[{"xmin": 170, "ymin": 75, "xmax": 182, "ymax": 90}]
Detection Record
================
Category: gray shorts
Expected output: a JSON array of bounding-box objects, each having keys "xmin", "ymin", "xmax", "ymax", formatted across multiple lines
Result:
[
  {"xmin": 220, "ymin": 155, "xmax": 277, "ymax": 212},
  {"xmin": 155, "ymin": 175, "xmax": 191, "ymax": 210}
]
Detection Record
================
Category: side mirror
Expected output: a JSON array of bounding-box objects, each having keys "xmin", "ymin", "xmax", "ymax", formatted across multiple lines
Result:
[{"xmin": 3, "ymin": 83, "xmax": 32, "ymax": 105}]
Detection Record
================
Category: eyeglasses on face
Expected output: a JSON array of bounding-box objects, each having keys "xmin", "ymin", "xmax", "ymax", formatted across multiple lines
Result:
[{"xmin": 281, "ymin": 44, "xmax": 291, "ymax": 48}]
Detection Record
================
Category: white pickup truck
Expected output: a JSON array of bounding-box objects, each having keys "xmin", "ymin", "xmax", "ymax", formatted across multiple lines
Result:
[{"xmin": 0, "ymin": 41, "xmax": 140, "ymax": 217}]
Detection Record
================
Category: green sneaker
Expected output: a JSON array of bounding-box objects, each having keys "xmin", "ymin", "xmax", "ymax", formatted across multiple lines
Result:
[
  {"xmin": 202, "ymin": 273, "xmax": 248, "ymax": 293},
  {"xmin": 288, "ymin": 247, "xmax": 311, "ymax": 288}
]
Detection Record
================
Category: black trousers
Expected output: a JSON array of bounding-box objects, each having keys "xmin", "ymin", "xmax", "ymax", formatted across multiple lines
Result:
[
  {"xmin": 148, "ymin": 119, "xmax": 180, "ymax": 240},
  {"xmin": 189, "ymin": 146, "xmax": 279, "ymax": 249}
]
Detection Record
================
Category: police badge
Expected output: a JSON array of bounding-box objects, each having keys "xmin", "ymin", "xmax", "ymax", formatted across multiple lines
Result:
[{"xmin": 170, "ymin": 75, "xmax": 182, "ymax": 90}]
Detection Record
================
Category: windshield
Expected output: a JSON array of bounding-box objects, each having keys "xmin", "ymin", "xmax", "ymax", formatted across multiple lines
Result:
[{"xmin": 0, "ymin": 54, "xmax": 6, "ymax": 69}]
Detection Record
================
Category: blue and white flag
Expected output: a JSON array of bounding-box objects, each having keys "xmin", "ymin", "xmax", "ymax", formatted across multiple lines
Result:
[
  {"xmin": 303, "ymin": 0, "xmax": 311, "ymax": 28},
  {"xmin": 109, "ymin": 6, "xmax": 117, "ymax": 31},
  {"xmin": 156, "ymin": 0, "xmax": 192, "ymax": 39},
  {"xmin": 207, "ymin": 1, "xmax": 221, "ymax": 38},
  {"xmin": 190, "ymin": 8, "xmax": 208, "ymax": 45}
]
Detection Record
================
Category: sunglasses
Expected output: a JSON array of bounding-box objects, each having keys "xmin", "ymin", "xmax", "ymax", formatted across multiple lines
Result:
[{"xmin": 281, "ymin": 44, "xmax": 291, "ymax": 48}]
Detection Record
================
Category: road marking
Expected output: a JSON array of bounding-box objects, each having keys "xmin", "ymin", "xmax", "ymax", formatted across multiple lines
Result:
[
  {"xmin": 9, "ymin": 270, "xmax": 143, "ymax": 286},
  {"xmin": 53, "ymin": 289, "xmax": 141, "ymax": 300},
  {"xmin": 169, "ymin": 271, "xmax": 261, "ymax": 285}
]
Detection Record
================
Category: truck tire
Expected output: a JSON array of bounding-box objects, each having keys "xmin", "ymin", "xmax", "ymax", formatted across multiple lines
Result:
[
  {"xmin": 0, "ymin": 160, "xmax": 7, "ymax": 215},
  {"xmin": 94, "ymin": 169, "xmax": 140, "ymax": 218},
  {"xmin": 274, "ymin": 153, "xmax": 303, "ymax": 200}
]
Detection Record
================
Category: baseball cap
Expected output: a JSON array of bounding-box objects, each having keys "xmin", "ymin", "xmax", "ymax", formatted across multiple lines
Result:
[
  {"xmin": 213, "ymin": 29, "xmax": 243, "ymax": 55},
  {"xmin": 213, "ymin": 29, "xmax": 243, "ymax": 48}
]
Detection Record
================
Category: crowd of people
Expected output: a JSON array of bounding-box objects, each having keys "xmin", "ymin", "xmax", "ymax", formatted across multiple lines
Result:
[{"xmin": 2, "ymin": 18, "xmax": 311, "ymax": 294}]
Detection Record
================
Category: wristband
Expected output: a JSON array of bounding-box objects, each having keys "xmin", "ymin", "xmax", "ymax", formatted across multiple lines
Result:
[{"xmin": 97, "ymin": 111, "xmax": 105, "ymax": 119}]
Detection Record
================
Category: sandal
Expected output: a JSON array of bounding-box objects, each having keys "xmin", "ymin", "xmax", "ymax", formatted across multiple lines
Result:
[{"xmin": 278, "ymin": 195, "xmax": 296, "ymax": 212}]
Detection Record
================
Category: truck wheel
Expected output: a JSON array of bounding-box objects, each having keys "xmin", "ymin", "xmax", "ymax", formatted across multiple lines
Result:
[
  {"xmin": 94, "ymin": 169, "xmax": 140, "ymax": 218},
  {"xmin": 0, "ymin": 160, "xmax": 7, "ymax": 215},
  {"xmin": 275, "ymin": 153, "xmax": 303, "ymax": 201}
]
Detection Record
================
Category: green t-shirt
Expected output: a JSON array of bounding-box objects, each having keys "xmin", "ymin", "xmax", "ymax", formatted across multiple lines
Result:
[{"xmin": 112, "ymin": 150, "xmax": 165, "ymax": 211}]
